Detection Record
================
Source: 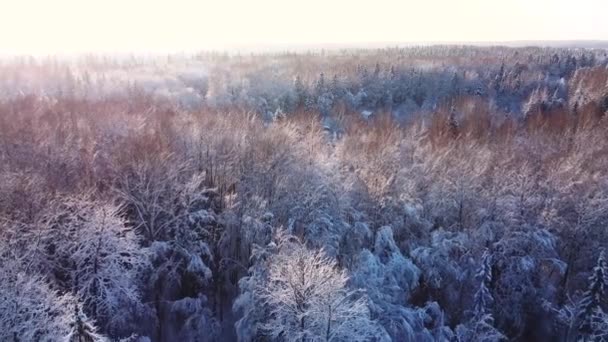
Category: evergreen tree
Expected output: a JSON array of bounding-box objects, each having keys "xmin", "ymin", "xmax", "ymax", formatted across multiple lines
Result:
[
  {"xmin": 314, "ymin": 72, "xmax": 326, "ymax": 98},
  {"xmin": 577, "ymin": 251, "xmax": 608, "ymax": 337},
  {"xmin": 455, "ymin": 250, "xmax": 506, "ymax": 342},
  {"xmin": 294, "ymin": 74, "xmax": 307, "ymax": 108},
  {"xmin": 373, "ymin": 62, "xmax": 381, "ymax": 78},
  {"xmin": 473, "ymin": 250, "xmax": 494, "ymax": 319},
  {"xmin": 601, "ymin": 80, "xmax": 608, "ymax": 114},
  {"xmin": 67, "ymin": 305, "xmax": 107, "ymax": 342},
  {"xmin": 447, "ymin": 106, "xmax": 459, "ymax": 138},
  {"xmin": 588, "ymin": 308, "xmax": 608, "ymax": 342},
  {"xmin": 494, "ymin": 63, "xmax": 505, "ymax": 94},
  {"xmin": 330, "ymin": 74, "xmax": 344, "ymax": 99}
]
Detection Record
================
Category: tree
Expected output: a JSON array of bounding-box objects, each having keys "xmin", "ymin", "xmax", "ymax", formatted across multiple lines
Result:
[
  {"xmin": 494, "ymin": 62, "xmax": 506, "ymax": 94},
  {"xmin": 576, "ymin": 251, "xmax": 608, "ymax": 339},
  {"xmin": 235, "ymin": 231, "xmax": 386, "ymax": 341},
  {"xmin": 143, "ymin": 192, "xmax": 221, "ymax": 341},
  {"xmin": 233, "ymin": 241, "xmax": 276, "ymax": 342},
  {"xmin": 350, "ymin": 226, "xmax": 426, "ymax": 340},
  {"xmin": 587, "ymin": 308, "xmax": 608, "ymax": 342},
  {"xmin": 330, "ymin": 74, "xmax": 344, "ymax": 100},
  {"xmin": 146, "ymin": 236, "xmax": 219, "ymax": 341},
  {"xmin": 40, "ymin": 198, "xmax": 149, "ymax": 337},
  {"xmin": 314, "ymin": 73, "xmax": 326, "ymax": 99},
  {"xmin": 0, "ymin": 266, "xmax": 106, "ymax": 342},
  {"xmin": 294, "ymin": 75, "xmax": 307, "ymax": 108},
  {"xmin": 473, "ymin": 250, "xmax": 494, "ymax": 318},
  {"xmin": 490, "ymin": 227, "xmax": 566, "ymax": 335},
  {"xmin": 114, "ymin": 156, "xmax": 192, "ymax": 243},
  {"xmin": 288, "ymin": 183, "xmax": 345, "ymax": 257},
  {"xmin": 447, "ymin": 105, "xmax": 459, "ymax": 138},
  {"xmin": 411, "ymin": 229, "xmax": 473, "ymax": 322},
  {"xmin": 66, "ymin": 305, "xmax": 108, "ymax": 342},
  {"xmin": 455, "ymin": 250, "xmax": 506, "ymax": 342}
]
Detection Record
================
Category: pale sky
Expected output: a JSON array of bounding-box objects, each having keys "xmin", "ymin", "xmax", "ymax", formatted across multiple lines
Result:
[{"xmin": 0, "ymin": 0, "xmax": 606, "ymax": 54}]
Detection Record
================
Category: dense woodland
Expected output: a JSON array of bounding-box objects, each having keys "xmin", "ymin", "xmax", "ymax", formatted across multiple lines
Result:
[{"xmin": 1, "ymin": 46, "xmax": 608, "ymax": 341}]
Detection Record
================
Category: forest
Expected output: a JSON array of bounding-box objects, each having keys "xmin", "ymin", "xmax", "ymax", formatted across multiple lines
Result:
[{"xmin": 1, "ymin": 45, "xmax": 608, "ymax": 341}]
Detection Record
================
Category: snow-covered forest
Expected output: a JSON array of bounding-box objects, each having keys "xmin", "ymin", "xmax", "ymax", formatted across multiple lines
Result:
[{"xmin": 1, "ymin": 46, "xmax": 608, "ymax": 341}]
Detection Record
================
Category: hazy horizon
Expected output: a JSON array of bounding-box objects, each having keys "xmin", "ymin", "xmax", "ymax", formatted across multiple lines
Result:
[{"xmin": 1, "ymin": 0, "xmax": 607, "ymax": 55}]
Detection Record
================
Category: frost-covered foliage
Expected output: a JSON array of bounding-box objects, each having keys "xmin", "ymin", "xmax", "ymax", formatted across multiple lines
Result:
[
  {"xmin": 40, "ymin": 198, "xmax": 149, "ymax": 337},
  {"xmin": 288, "ymin": 183, "xmax": 347, "ymax": 256},
  {"xmin": 492, "ymin": 228, "xmax": 565, "ymax": 337},
  {"xmin": 233, "ymin": 239, "xmax": 278, "ymax": 341},
  {"xmin": 350, "ymin": 226, "xmax": 433, "ymax": 341},
  {"xmin": 575, "ymin": 251, "xmax": 608, "ymax": 340},
  {"xmin": 0, "ymin": 270, "xmax": 80, "ymax": 341},
  {"xmin": 134, "ymin": 177, "xmax": 222, "ymax": 341},
  {"xmin": 587, "ymin": 308, "xmax": 608, "ymax": 342},
  {"xmin": 70, "ymin": 206, "xmax": 144, "ymax": 329},
  {"xmin": 234, "ymin": 231, "xmax": 386, "ymax": 341},
  {"xmin": 1, "ymin": 46, "xmax": 608, "ymax": 341},
  {"xmin": 455, "ymin": 250, "xmax": 506, "ymax": 342},
  {"xmin": 411, "ymin": 229, "xmax": 472, "ymax": 319},
  {"xmin": 114, "ymin": 156, "xmax": 213, "ymax": 243},
  {"xmin": 0, "ymin": 46, "xmax": 604, "ymax": 118},
  {"xmin": 65, "ymin": 306, "xmax": 109, "ymax": 342},
  {"xmin": 145, "ymin": 238, "xmax": 218, "ymax": 341}
]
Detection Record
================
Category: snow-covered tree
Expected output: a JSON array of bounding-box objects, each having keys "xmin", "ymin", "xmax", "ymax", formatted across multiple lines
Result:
[
  {"xmin": 576, "ymin": 251, "xmax": 608, "ymax": 339},
  {"xmin": 350, "ymin": 226, "xmax": 429, "ymax": 340},
  {"xmin": 288, "ymin": 183, "xmax": 346, "ymax": 256},
  {"xmin": 447, "ymin": 105, "xmax": 460, "ymax": 137},
  {"xmin": 587, "ymin": 308, "xmax": 608, "ymax": 342},
  {"xmin": 473, "ymin": 250, "xmax": 494, "ymax": 318},
  {"xmin": 0, "ymin": 264, "xmax": 106, "ymax": 342},
  {"xmin": 145, "ymin": 210, "xmax": 219, "ymax": 341},
  {"xmin": 114, "ymin": 156, "xmax": 191, "ymax": 242},
  {"xmin": 294, "ymin": 74, "xmax": 307, "ymax": 108},
  {"xmin": 233, "ymin": 240, "xmax": 276, "ymax": 342},
  {"xmin": 14, "ymin": 197, "xmax": 151, "ymax": 338},
  {"xmin": 455, "ymin": 250, "xmax": 506, "ymax": 342},
  {"xmin": 0, "ymin": 271, "xmax": 71, "ymax": 341},
  {"xmin": 411, "ymin": 229, "xmax": 473, "ymax": 321},
  {"xmin": 235, "ymin": 230, "xmax": 386, "ymax": 341},
  {"xmin": 491, "ymin": 227, "xmax": 566, "ymax": 337},
  {"xmin": 164, "ymin": 295, "xmax": 218, "ymax": 341},
  {"xmin": 53, "ymin": 199, "xmax": 148, "ymax": 337},
  {"xmin": 66, "ymin": 305, "xmax": 108, "ymax": 342}
]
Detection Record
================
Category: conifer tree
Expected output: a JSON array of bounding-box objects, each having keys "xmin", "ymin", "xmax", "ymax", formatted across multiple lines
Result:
[
  {"xmin": 456, "ymin": 250, "xmax": 506, "ymax": 342},
  {"xmin": 577, "ymin": 251, "xmax": 608, "ymax": 338}
]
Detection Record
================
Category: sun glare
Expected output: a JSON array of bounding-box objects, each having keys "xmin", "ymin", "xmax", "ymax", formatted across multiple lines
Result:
[{"xmin": 0, "ymin": 0, "xmax": 606, "ymax": 54}]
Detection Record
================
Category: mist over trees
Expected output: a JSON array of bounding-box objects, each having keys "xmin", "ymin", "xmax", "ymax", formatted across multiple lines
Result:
[{"xmin": 1, "ymin": 45, "xmax": 608, "ymax": 341}]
